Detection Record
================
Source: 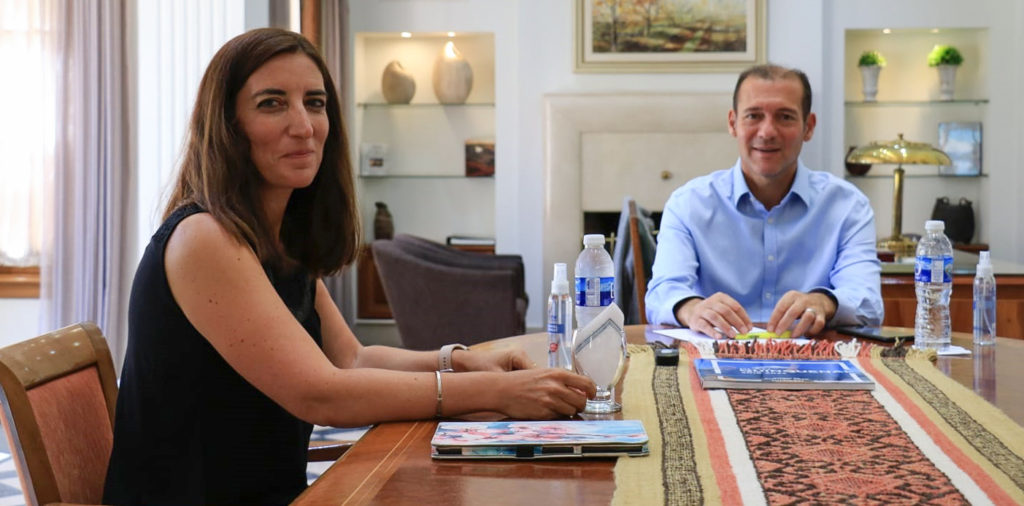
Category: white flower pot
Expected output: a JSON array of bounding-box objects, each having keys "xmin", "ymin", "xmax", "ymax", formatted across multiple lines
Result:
[
  {"xmin": 937, "ymin": 64, "xmax": 958, "ymax": 101},
  {"xmin": 859, "ymin": 65, "xmax": 881, "ymax": 102}
]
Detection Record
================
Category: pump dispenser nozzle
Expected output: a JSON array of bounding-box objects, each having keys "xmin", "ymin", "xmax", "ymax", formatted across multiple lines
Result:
[
  {"xmin": 977, "ymin": 251, "xmax": 993, "ymax": 277},
  {"xmin": 551, "ymin": 263, "xmax": 569, "ymax": 294}
]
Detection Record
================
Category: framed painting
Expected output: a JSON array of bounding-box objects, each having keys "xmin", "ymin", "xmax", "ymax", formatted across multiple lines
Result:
[
  {"xmin": 937, "ymin": 122, "xmax": 982, "ymax": 176},
  {"xmin": 575, "ymin": 0, "xmax": 765, "ymax": 73}
]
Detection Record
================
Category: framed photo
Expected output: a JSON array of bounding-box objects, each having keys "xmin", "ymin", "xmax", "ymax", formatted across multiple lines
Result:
[
  {"xmin": 937, "ymin": 122, "xmax": 982, "ymax": 176},
  {"xmin": 575, "ymin": 0, "xmax": 766, "ymax": 73},
  {"xmin": 465, "ymin": 139, "xmax": 495, "ymax": 177},
  {"xmin": 359, "ymin": 143, "xmax": 389, "ymax": 176}
]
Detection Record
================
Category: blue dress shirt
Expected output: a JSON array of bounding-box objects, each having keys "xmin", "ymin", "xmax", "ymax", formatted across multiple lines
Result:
[{"xmin": 645, "ymin": 159, "xmax": 883, "ymax": 327}]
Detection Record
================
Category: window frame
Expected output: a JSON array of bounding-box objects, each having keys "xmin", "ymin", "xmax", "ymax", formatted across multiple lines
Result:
[{"xmin": 0, "ymin": 266, "xmax": 40, "ymax": 298}]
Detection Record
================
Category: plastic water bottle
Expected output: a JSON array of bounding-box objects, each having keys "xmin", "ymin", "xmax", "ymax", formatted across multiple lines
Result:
[
  {"xmin": 575, "ymin": 234, "xmax": 615, "ymax": 329},
  {"xmin": 914, "ymin": 220, "xmax": 954, "ymax": 349},
  {"xmin": 547, "ymin": 263, "xmax": 574, "ymax": 369},
  {"xmin": 973, "ymin": 250, "xmax": 996, "ymax": 346}
]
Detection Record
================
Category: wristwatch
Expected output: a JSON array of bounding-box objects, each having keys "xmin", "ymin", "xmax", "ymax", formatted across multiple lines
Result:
[{"xmin": 438, "ymin": 343, "xmax": 469, "ymax": 372}]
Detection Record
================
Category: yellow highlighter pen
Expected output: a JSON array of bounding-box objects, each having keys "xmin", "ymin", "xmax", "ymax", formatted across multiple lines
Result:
[{"xmin": 733, "ymin": 330, "xmax": 792, "ymax": 340}]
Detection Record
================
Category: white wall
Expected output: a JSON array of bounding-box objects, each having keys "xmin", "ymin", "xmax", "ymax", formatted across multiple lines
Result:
[
  {"xmin": 0, "ymin": 299, "xmax": 41, "ymax": 348},
  {"xmin": 350, "ymin": 0, "xmax": 1024, "ymax": 330}
]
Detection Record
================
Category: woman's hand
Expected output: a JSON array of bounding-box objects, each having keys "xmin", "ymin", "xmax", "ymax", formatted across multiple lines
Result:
[
  {"xmin": 495, "ymin": 369, "xmax": 597, "ymax": 419},
  {"xmin": 454, "ymin": 348, "xmax": 533, "ymax": 372}
]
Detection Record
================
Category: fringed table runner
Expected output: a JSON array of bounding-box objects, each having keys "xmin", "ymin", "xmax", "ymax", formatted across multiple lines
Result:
[{"xmin": 613, "ymin": 341, "xmax": 1024, "ymax": 505}]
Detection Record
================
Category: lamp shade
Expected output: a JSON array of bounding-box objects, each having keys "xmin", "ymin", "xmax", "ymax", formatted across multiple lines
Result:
[
  {"xmin": 846, "ymin": 133, "xmax": 951, "ymax": 166},
  {"xmin": 845, "ymin": 133, "xmax": 952, "ymax": 258}
]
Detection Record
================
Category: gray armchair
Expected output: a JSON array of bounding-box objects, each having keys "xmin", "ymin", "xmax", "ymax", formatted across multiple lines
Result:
[{"xmin": 371, "ymin": 236, "xmax": 527, "ymax": 350}]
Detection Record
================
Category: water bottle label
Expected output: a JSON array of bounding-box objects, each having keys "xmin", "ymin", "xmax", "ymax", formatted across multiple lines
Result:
[
  {"xmin": 914, "ymin": 255, "xmax": 953, "ymax": 283},
  {"xmin": 575, "ymin": 276, "xmax": 614, "ymax": 307},
  {"xmin": 547, "ymin": 322, "xmax": 565, "ymax": 333}
]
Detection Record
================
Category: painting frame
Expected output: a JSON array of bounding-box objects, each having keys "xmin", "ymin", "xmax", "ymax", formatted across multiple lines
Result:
[{"xmin": 574, "ymin": 0, "xmax": 766, "ymax": 73}]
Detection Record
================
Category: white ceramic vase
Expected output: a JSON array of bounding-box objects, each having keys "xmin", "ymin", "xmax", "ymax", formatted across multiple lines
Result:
[
  {"xmin": 432, "ymin": 41, "xmax": 473, "ymax": 104},
  {"xmin": 937, "ymin": 64, "xmax": 958, "ymax": 101},
  {"xmin": 381, "ymin": 60, "xmax": 415, "ymax": 104},
  {"xmin": 859, "ymin": 65, "xmax": 881, "ymax": 102}
]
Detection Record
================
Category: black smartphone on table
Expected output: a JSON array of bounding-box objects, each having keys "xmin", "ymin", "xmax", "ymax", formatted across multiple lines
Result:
[{"xmin": 836, "ymin": 326, "xmax": 915, "ymax": 343}]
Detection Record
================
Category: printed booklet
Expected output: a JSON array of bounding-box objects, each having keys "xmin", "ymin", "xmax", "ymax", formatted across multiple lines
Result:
[
  {"xmin": 693, "ymin": 358, "xmax": 875, "ymax": 391},
  {"xmin": 430, "ymin": 420, "xmax": 649, "ymax": 459}
]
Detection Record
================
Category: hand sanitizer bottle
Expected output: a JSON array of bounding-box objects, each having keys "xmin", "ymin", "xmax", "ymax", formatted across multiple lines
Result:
[
  {"xmin": 973, "ymin": 251, "xmax": 996, "ymax": 346},
  {"xmin": 547, "ymin": 263, "xmax": 573, "ymax": 369}
]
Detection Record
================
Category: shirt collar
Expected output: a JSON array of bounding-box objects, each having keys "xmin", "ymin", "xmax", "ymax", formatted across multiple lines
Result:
[{"xmin": 727, "ymin": 158, "xmax": 813, "ymax": 209}]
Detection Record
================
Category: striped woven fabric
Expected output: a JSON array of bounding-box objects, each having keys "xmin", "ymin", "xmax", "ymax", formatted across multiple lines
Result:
[{"xmin": 613, "ymin": 342, "xmax": 1024, "ymax": 505}]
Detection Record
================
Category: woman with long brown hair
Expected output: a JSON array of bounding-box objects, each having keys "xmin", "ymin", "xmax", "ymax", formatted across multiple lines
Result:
[{"xmin": 103, "ymin": 28, "xmax": 594, "ymax": 505}]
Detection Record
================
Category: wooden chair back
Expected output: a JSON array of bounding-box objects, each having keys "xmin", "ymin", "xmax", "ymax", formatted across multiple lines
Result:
[
  {"xmin": 0, "ymin": 322, "xmax": 118, "ymax": 506},
  {"xmin": 628, "ymin": 199, "xmax": 649, "ymax": 324}
]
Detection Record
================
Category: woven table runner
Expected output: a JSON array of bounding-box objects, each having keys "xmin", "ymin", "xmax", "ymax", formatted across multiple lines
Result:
[{"xmin": 613, "ymin": 342, "xmax": 1024, "ymax": 505}]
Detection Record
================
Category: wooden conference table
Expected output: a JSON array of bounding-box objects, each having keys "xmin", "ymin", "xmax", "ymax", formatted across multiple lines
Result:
[{"xmin": 292, "ymin": 326, "xmax": 1024, "ymax": 505}]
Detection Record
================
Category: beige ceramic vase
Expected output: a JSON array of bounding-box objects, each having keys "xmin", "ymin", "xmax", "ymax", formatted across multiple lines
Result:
[
  {"xmin": 381, "ymin": 60, "xmax": 415, "ymax": 104},
  {"xmin": 432, "ymin": 41, "xmax": 473, "ymax": 104}
]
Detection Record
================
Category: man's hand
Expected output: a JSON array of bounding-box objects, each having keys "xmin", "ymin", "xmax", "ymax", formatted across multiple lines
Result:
[
  {"xmin": 767, "ymin": 291, "xmax": 836, "ymax": 338},
  {"xmin": 676, "ymin": 293, "xmax": 753, "ymax": 339}
]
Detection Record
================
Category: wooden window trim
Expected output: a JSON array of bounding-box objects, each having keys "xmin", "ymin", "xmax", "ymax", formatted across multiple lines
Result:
[{"xmin": 0, "ymin": 266, "xmax": 40, "ymax": 298}]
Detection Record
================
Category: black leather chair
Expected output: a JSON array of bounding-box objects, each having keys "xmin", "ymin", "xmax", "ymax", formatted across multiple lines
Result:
[{"xmin": 371, "ymin": 236, "xmax": 528, "ymax": 350}]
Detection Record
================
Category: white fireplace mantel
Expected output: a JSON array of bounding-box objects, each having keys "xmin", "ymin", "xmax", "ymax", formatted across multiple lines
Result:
[{"xmin": 542, "ymin": 92, "xmax": 736, "ymax": 291}]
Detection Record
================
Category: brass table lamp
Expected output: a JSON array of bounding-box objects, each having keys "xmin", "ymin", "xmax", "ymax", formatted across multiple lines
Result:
[{"xmin": 846, "ymin": 133, "xmax": 952, "ymax": 257}]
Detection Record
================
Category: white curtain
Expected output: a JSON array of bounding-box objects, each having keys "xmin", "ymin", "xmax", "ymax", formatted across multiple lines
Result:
[
  {"xmin": 39, "ymin": 0, "xmax": 131, "ymax": 352},
  {"xmin": 0, "ymin": 0, "xmax": 55, "ymax": 267},
  {"xmin": 126, "ymin": 0, "xmax": 244, "ymax": 366},
  {"xmin": 321, "ymin": 0, "xmax": 354, "ymax": 320}
]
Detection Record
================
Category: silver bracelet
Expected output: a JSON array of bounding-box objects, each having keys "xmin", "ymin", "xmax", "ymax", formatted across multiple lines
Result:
[{"xmin": 434, "ymin": 370, "xmax": 444, "ymax": 418}]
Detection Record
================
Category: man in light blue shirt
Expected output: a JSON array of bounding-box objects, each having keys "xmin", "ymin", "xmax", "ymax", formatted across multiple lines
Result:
[{"xmin": 645, "ymin": 64, "xmax": 883, "ymax": 338}]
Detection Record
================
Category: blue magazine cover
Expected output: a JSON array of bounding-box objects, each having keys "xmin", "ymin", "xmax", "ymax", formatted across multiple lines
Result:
[{"xmin": 693, "ymin": 358, "xmax": 874, "ymax": 390}]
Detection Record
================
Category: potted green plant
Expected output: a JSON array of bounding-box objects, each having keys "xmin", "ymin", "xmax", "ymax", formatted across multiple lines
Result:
[
  {"xmin": 857, "ymin": 50, "xmax": 886, "ymax": 102},
  {"xmin": 927, "ymin": 45, "xmax": 964, "ymax": 100}
]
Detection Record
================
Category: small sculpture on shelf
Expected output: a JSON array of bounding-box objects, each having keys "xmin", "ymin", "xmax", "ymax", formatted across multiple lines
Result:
[
  {"xmin": 432, "ymin": 41, "xmax": 473, "ymax": 104},
  {"xmin": 374, "ymin": 202, "xmax": 394, "ymax": 240},
  {"xmin": 928, "ymin": 44, "xmax": 964, "ymax": 101},
  {"xmin": 857, "ymin": 50, "xmax": 886, "ymax": 102},
  {"xmin": 381, "ymin": 60, "xmax": 416, "ymax": 104}
]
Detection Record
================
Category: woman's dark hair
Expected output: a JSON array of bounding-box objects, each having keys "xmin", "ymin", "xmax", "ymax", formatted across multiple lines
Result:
[{"xmin": 165, "ymin": 28, "xmax": 359, "ymax": 275}]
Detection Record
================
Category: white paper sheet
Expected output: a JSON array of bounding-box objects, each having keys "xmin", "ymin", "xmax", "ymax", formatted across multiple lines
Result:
[{"xmin": 936, "ymin": 345, "xmax": 972, "ymax": 356}]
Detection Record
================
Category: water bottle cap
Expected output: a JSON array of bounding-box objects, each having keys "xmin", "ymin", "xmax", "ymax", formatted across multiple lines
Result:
[
  {"xmin": 924, "ymin": 220, "xmax": 945, "ymax": 232},
  {"xmin": 583, "ymin": 234, "xmax": 605, "ymax": 247}
]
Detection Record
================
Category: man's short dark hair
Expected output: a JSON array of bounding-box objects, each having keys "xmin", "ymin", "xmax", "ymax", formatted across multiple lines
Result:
[{"xmin": 732, "ymin": 64, "xmax": 812, "ymax": 121}]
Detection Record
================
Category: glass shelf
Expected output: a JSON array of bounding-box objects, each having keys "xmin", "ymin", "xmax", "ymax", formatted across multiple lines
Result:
[
  {"xmin": 844, "ymin": 173, "xmax": 987, "ymax": 179},
  {"xmin": 844, "ymin": 99, "xmax": 988, "ymax": 107},
  {"xmin": 357, "ymin": 102, "xmax": 495, "ymax": 108}
]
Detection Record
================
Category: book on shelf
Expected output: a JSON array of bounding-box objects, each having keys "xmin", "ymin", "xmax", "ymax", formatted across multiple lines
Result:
[
  {"xmin": 693, "ymin": 358, "xmax": 875, "ymax": 391},
  {"xmin": 430, "ymin": 420, "xmax": 650, "ymax": 460},
  {"xmin": 445, "ymin": 235, "xmax": 496, "ymax": 247}
]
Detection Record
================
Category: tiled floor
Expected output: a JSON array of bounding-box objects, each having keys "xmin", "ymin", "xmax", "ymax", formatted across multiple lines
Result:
[{"xmin": 0, "ymin": 425, "xmax": 369, "ymax": 505}]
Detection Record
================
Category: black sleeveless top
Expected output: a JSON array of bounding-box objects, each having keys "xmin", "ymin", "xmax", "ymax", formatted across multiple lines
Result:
[{"xmin": 104, "ymin": 205, "xmax": 322, "ymax": 505}]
